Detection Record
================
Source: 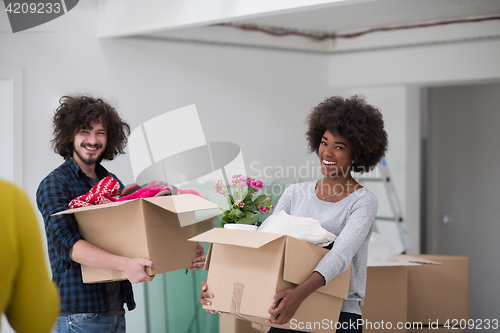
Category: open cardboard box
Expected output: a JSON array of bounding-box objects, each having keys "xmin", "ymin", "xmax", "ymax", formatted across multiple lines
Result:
[
  {"xmin": 55, "ymin": 194, "xmax": 218, "ymax": 283},
  {"xmin": 189, "ymin": 228, "xmax": 351, "ymax": 333},
  {"xmin": 361, "ymin": 255, "xmax": 469, "ymax": 333}
]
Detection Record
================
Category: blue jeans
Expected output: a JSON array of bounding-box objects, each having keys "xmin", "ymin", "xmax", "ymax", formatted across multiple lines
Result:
[{"xmin": 56, "ymin": 314, "xmax": 125, "ymax": 333}]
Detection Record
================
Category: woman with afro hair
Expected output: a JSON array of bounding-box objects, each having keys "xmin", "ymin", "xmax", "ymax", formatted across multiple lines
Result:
[{"xmin": 266, "ymin": 95, "xmax": 388, "ymax": 332}]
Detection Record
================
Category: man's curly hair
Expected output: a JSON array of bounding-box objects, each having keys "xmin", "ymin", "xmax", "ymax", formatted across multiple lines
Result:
[
  {"xmin": 51, "ymin": 95, "xmax": 130, "ymax": 162},
  {"xmin": 306, "ymin": 95, "xmax": 388, "ymax": 173}
]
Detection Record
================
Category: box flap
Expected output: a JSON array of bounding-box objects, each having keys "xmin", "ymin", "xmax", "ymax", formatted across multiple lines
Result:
[
  {"xmin": 144, "ymin": 194, "xmax": 218, "ymax": 213},
  {"xmin": 367, "ymin": 254, "xmax": 441, "ymax": 267},
  {"xmin": 53, "ymin": 194, "xmax": 218, "ymax": 218},
  {"xmin": 204, "ymin": 244, "xmax": 213, "ymax": 270},
  {"xmin": 392, "ymin": 254, "xmax": 441, "ymax": 265},
  {"xmin": 282, "ymin": 236, "xmax": 351, "ymax": 299},
  {"xmin": 53, "ymin": 199, "xmax": 133, "ymax": 216},
  {"xmin": 368, "ymin": 261, "xmax": 421, "ymax": 267},
  {"xmin": 189, "ymin": 228, "xmax": 284, "ymax": 249}
]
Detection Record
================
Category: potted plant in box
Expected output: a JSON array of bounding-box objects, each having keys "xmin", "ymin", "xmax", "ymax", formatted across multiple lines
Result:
[{"xmin": 214, "ymin": 174, "xmax": 274, "ymax": 231}]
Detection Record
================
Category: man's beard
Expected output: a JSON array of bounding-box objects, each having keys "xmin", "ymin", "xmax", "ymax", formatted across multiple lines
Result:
[{"xmin": 74, "ymin": 144, "xmax": 103, "ymax": 165}]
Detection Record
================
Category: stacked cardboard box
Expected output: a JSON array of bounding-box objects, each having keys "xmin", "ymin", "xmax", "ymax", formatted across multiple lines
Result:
[
  {"xmin": 361, "ymin": 255, "xmax": 469, "ymax": 333},
  {"xmin": 208, "ymin": 247, "xmax": 469, "ymax": 333}
]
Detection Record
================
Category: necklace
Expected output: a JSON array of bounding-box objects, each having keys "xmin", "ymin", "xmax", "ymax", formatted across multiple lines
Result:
[{"xmin": 321, "ymin": 189, "xmax": 342, "ymax": 200}]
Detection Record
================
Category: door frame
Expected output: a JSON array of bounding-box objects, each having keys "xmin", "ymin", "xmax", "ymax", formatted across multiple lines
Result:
[{"xmin": 0, "ymin": 66, "xmax": 23, "ymax": 186}]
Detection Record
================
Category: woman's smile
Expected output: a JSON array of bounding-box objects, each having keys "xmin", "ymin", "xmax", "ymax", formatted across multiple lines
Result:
[{"xmin": 319, "ymin": 130, "xmax": 352, "ymax": 178}]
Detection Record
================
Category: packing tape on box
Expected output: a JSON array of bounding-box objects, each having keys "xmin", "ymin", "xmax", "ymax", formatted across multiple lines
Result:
[{"xmin": 231, "ymin": 282, "xmax": 244, "ymax": 315}]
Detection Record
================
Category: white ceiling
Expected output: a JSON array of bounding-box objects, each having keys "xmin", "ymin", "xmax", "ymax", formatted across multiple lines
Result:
[
  {"xmin": 124, "ymin": 0, "xmax": 500, "ymax": 53},
  {"xmin": 231, "ymin": 0, "xmax": 500, "ymax": 33}
]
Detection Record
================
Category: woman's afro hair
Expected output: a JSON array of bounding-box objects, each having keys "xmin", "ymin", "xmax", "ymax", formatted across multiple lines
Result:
[{"xmin": 306, "ymin": 95, "xmax": 388, "ymax": 173}]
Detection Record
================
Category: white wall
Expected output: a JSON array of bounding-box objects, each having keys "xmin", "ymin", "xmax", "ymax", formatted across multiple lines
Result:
[
  {"xmin": 0, "ymin": 79, "xmax": 12, "ymax": 181},
  {"xmin": 0, "ymin": 67, "xmax": 23, "ymax": 186},
  {"xmin": 328, "ymin": 39, "xmax": 500, "ymax": 87}
]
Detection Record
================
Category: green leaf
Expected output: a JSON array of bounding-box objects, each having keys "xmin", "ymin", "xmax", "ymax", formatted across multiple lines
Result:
[
  {"xmin": 263, "ymin": 197, "xmax": 273, "ymax": 206},
  {"xmin": 237, "ymin": 216, "xmax": 259, "ymax": 225},
  {"xmin": 217, "ymin": 206, "xmax": 228, "ymax": 217},
  {"xmin": 233, "ymin": 209, "xmax": 244, "ymax": 218},
  {"xmin": 254, "ymin": 194, "xmax": 268, "ymax": 203}
]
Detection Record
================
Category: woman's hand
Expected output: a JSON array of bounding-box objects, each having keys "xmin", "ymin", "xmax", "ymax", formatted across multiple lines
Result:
[
  {"xmin": 188, "ymin": 244, "xmax": 206, "ymax": 271},
  {"xmin": 268, "ymin": 288, "xmax": 305, "ymax": 325},
  {"xmin": 199, "ymin": 280, "xmax": 217, "ymax": 314},
  {"xmin": 268, "ymin": 271, "xmax": 326, "ymax": 325}
]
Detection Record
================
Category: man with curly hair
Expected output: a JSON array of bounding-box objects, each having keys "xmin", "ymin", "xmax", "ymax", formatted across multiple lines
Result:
[
  {"xmin": 36, "ymin": 95, "xmax": 205, "ymax": 332},
  {"xmin": 36, "ymin": 95, "xmax": 153, "ymax": 332}
]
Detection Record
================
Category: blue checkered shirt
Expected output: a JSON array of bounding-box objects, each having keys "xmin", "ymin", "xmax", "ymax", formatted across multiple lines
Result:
[{"xmin": 36, "ymin": 156, "xmax": 135, "ymax": 313}]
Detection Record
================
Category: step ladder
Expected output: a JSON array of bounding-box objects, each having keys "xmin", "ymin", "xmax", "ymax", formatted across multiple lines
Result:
[{"xmin": 355, "ymin": 157, "xmax": 414, "ymax": 254}]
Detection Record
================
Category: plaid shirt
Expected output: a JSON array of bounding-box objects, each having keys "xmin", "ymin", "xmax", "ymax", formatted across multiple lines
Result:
[{"xmin": 36, "ymin": 156, "xmax": 135, "ymax": 313}]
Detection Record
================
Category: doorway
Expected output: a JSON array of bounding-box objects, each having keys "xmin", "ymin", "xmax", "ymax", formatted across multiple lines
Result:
[
  {"xmin": 424, "ymin": 83, "xmax": 500, "ymax": 328},
  {"xmin": 0, "ymin": 79, "xmax": 13, "ymax": 182}
]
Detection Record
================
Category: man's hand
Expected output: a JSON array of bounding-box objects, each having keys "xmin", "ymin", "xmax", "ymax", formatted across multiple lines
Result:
[
  {"xmin": 268, "ymin": 288, "xmax": 304, "ymax": 325},
  {"xmin": 199, "ymin": 280, "xmax": 217, "ymax": 314},
  {"xmin": 123, "ymin": 258, "xmax": 155, "ymax": 284},
  {"xmin": 188, "ymin": 244, "xmax": 206, "ymax": 271}
]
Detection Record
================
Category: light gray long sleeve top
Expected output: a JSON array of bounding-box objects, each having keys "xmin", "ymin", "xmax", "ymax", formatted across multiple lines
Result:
[{"xmin": 274, "ymin": 181, "xmax": 377, "ymax": 315}]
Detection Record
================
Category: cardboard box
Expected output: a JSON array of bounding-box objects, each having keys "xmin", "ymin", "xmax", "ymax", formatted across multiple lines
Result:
[
  {"xmin": 361, "ymin": 256, "xmax": 443, "ymax": 333},
  {"xmin": 190, "ymin": 228, "xmax": 351, "ymax": 333},
  {"xmin": 219, "ymin": 314, "xmax": 266, "ymax": 333},
  {"xmin": 251, "ymin": 322, "xmax": 271, "ymax": 333},
  {"xmin": 361, "ymin": 255, "xmax": 469, "ymax": 333},
  {"xmin": 55, "ymin": 194, "xmax": 217, "ymax": 283},
  {"xmin": 406, "ymin": 255, "xmax": 469, "ymax": 324}
]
